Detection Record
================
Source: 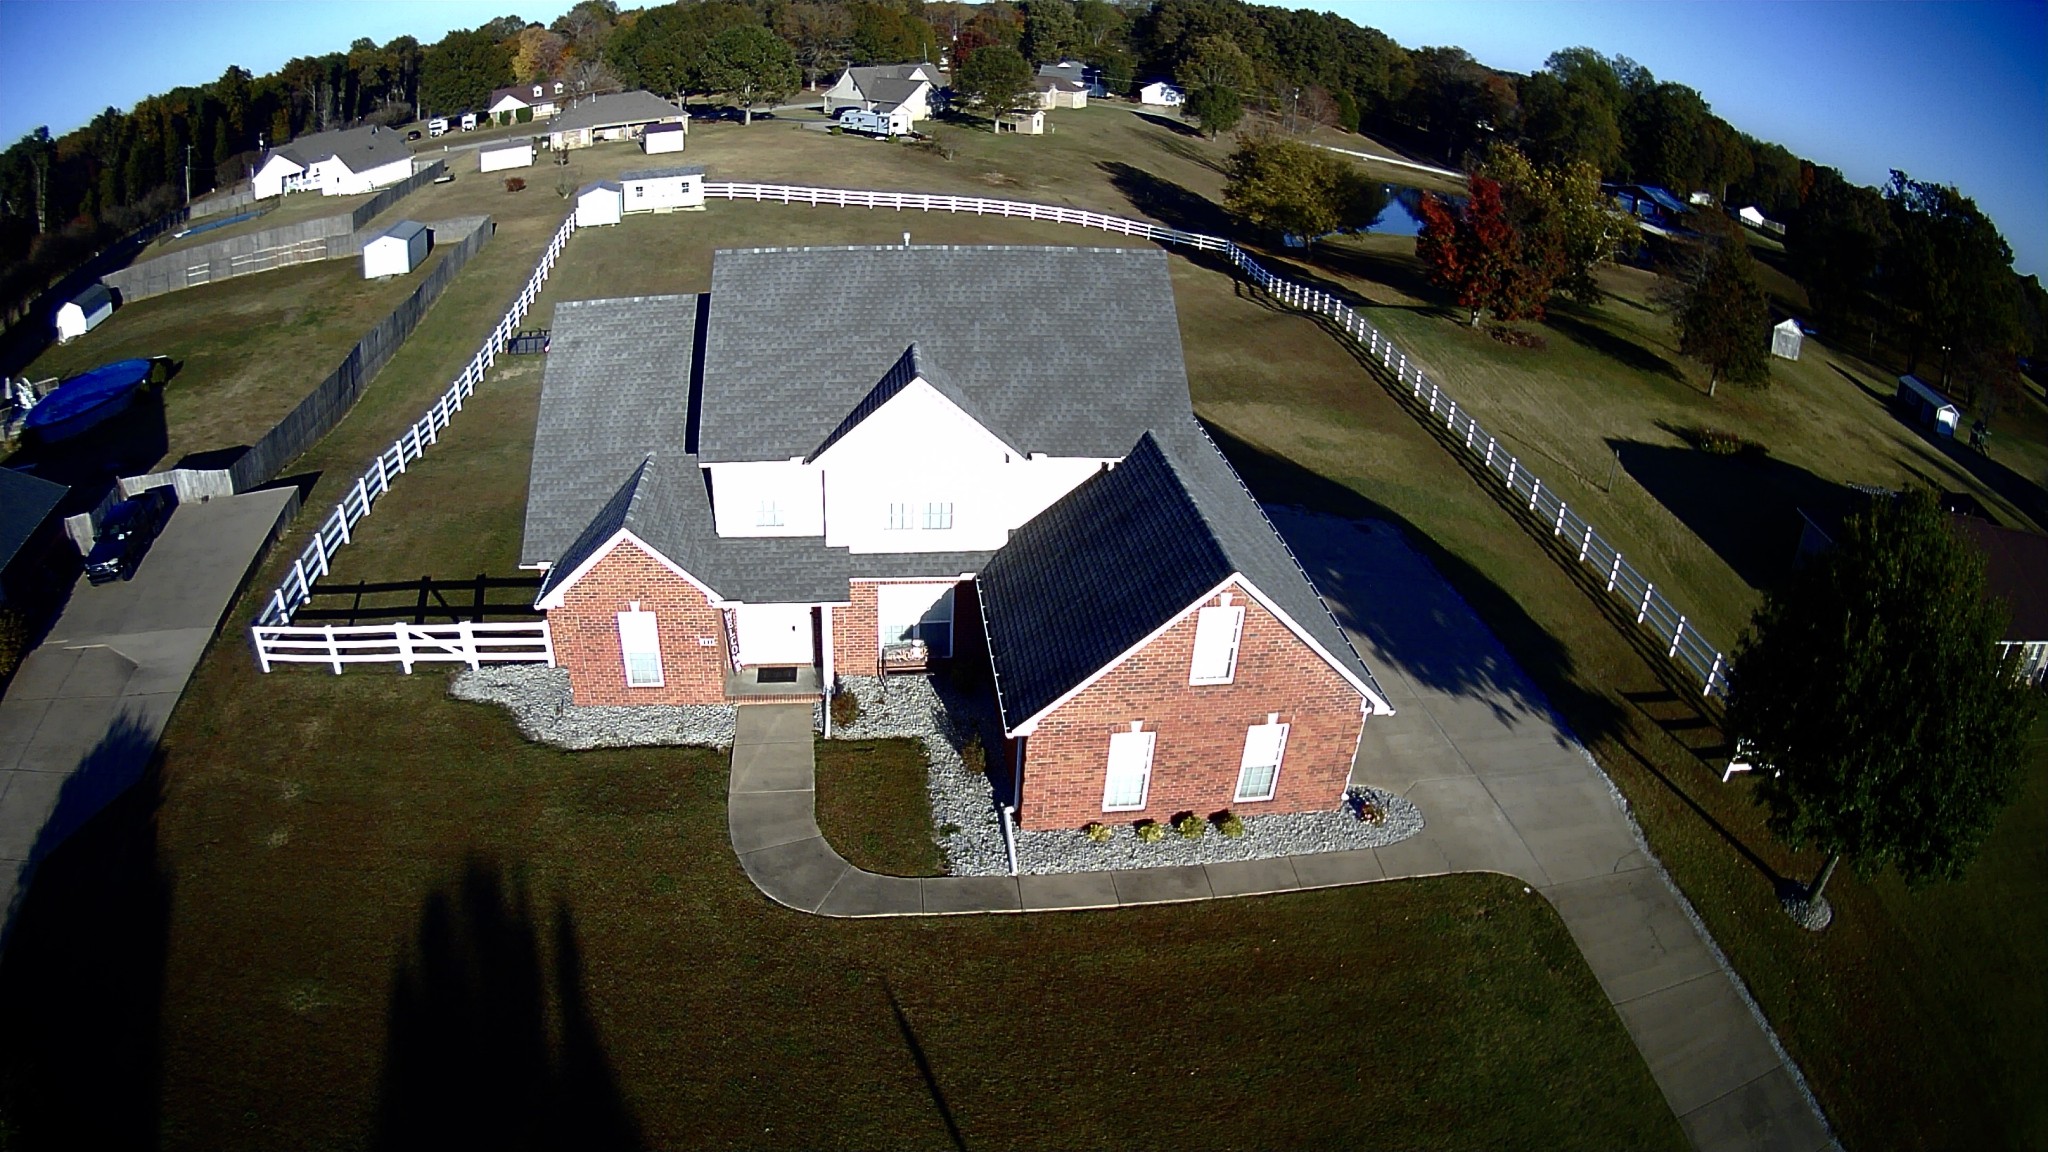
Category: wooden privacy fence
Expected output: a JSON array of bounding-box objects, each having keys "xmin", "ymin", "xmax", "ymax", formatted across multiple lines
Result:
[
  {"xmin": 249, "ymin": 209, "xmax": 576, "ymax": 671},
  {"xmin": 702, "ymin": 181, "xmax": 1728, "ymax": 696},
  {"xmin": 252, "ymin": 621, "xmax": 554, "ymax": 674},
  {"xmin": 287, "ymin": 574, "xmax": 546, "ymax": 625}
]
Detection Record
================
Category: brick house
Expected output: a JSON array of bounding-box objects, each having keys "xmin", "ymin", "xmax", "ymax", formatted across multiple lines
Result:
[{"xmin": 522, "ymin": 244, "xmax": 1393, "ymax": 828}]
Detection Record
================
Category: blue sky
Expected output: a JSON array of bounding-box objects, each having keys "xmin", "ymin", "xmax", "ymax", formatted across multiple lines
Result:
[{"xmin": 2, "ymin": 0, "xmax": 2042, "ymax": 275}]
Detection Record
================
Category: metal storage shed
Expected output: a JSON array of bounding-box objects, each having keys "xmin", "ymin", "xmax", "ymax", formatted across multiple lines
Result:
[
  {"xmin": 1771, "ymin": 318, "xmax": 1804, "ymax": 361},
  {"xmin": 575, "ymin": 181, "xmax": 623, "ymax": 227},
  {"xmin": 361, "ymin": 220, "xmax": 430, "ymax": 278},
  {"xmin": 1895, "ymin": 374, "xmax": 1959, "ymax": 437}
]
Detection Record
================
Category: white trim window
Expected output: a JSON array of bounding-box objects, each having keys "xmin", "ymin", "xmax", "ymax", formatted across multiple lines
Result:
[
  {"xmin": 1189, "ymin": 597, "xmax": 1246, "ymax": 685},
  {"xmin": 755, "ymin": 498, "xmax": 783, "ymax": 527},
  {"xmin": 923, "ymin": 501, "xmax": 953, "ymax": 530},
  {"xmin": 1102, "ymin": 724, "xmax": 1155, "ymax": 812},
  {"xmin": 616, "ymin": 608, "xmax": 664, "ymax": 688},
  {"xmin": 1235, "ymin": 717, "xmax": 1288, "ymax": 802},
  {"xmin": 887, "ymin": 502, "xmax": 914, "ymax": 530}
]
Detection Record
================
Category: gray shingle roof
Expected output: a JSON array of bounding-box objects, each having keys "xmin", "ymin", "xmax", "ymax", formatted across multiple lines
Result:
[
  {"xmin": 698, "ymin": 245, "xmax": 1192, "ymax": 463},
  {"xmin": 0, "ymin": 467, "xmax": 68, "ymax": 576},
  {"xmin": 975, "ymin": 422, "xmax": 1382, "ymax": 731},
  {"xmin": 68, "ymin": 282, "xmax": 112, "ymax": 313},
  {"xmin": 521, "ymin": 295, "xmax": 701, "ymax": 568},
  {"xmin": 370, "ymin": 219, "xmax": 428, "ymax": 244},
  {"xmin": 1037, "ymin": 63, "xmax": 1088, "ymax": 86},
  {"xmin": 858, "ymin": 76, "xmax": 929, "ymax": 108},
  {"xmin": 269, "ymin": 125, "xmax": 412, "ymax": 175},
  {"xmin": 548, "ymin": 90, "xmax": 684, "ymax": 133},
  {"xmin": 618, "ymin": 165, "xmax": 705, "ymax": 182}
]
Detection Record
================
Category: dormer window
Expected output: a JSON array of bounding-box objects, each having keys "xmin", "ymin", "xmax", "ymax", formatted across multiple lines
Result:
[
  {"xmin": 755, "ymin": 498, "xmax": 783, "ymax": 528},
  {"xmin": 533, "ymin": 85, "xmax": 543, "ymax": 98}
]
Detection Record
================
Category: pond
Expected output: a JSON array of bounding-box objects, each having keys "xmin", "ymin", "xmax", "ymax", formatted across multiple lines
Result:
[{"xmin": 1282, "ymin": 185, "xmax": 1459, "ymax": 247}]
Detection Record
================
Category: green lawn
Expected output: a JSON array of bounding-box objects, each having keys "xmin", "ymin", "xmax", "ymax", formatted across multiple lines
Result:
[
  {"xmin": 813, "ymin": 737, "xmax": 947, "ymax": 877},
  {"xmin": 0, "ymin": 667, "xmax": 1684, "ymax": 1151}
]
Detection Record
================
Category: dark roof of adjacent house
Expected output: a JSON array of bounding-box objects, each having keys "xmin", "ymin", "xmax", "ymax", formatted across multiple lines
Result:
[
  {"xmin": 645, "ymin": 121, "xmax": 686, "ymax": 134},
  {"xmin": 67, "ymin": 281, "xmax": 113, "ymax": 313},
  {"xmin": 976, "ymin": 422, "xmax": 1381, "ymax": 730},
  {"xmin": 0, "ymin": 467, "xmax": 68, "ymax": 574},
  {"xmin": 1033, "ymin": 76, "xmax": 1086, "ymax": 92},
  {"xmin": 549, "ymin": 90, "xmax": 684, "ymax": 133},
  {"xmin": 537, "ymin": 453, "xmax": 995, "ymax": 605},
  {"xmin": 521, "ymin": 295, "xmax": 702, "ymax": 569},
  {"xmin": 849, "ymin": 63, "xmax": 943, "ymax": 87},
  {"xmin": 1037, "ymin": 62, "xmax": 1088, "ymax": 85},
  {"xmin": 1950, "ymin": 517, "xmax": 2048, "ymax": 642},
  {"xmin": 266, "ymin": 124, "xmax": 412, "ymax": 174},
  {"xmin": 859, "ymin": 76, "xmax": 930, "ymax": 109},
  {"xmin": 697, "ymin": 245, "xmax": 1192, "ymax": 463},
  {"xmin": 618, "ymin": 165, "xmax": 705, "ymax": 182},
  {"xmin": 489, "ymin": 81, "xmax": 563, "ymax": 107}
]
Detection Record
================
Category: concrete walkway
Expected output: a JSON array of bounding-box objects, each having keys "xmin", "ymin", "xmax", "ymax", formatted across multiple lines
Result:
[
  {"xmin": 727, "ymin": 512, "xmax": 1835, "ymax": 1152},
  {"xmin": 0, "ymin": 487, "xmax": 296, "ymax": 935}
]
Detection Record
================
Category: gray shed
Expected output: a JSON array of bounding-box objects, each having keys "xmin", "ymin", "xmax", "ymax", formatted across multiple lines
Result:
[{"xmin": 362, "ymin": 220, "xmax": 430, "ymax": 278}]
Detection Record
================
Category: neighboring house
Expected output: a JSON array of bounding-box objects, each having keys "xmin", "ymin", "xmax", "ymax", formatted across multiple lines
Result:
[
  {"xmin": 361, "ymin": 220, "xmax": 429, "ymax": 278},
  {"xmin": 1032, "ymin": 76, "xmax": 1088, "ymax": 109},
  {"xmin": 1950, "ymin": 517, "xmax": 2048, "ymax": 684},
  {"xmin": 995, "ymin": 110, "xmax": 1046, "ymax": 135},
  {"xmin": 642, "ymin": 121, "xmax": 687, "ymax": 155},
  {"xmin": 252, "ymin": 124, "xmax": 414, "ymax": 199},
  {"xmin": 489, "ymin": 80, "xmax": 569, "ymax": 121},
  {"xmin": 547, "ymin": 90, "xmax": 687, "ymax": 152},
  {"xmin": 479, "ymin": 140, "xmax": 535, "ymax": 173},
  {"xmin": 0, "ymin": 467, "xmax": 72, "ymax": 613},
  {"xmin": 574, "ymin": 181, "xmax": 623, "ymax": 227},
  {"xmin": 618, "ymin": 166, "xmax": 706, "ymax": 213},
  {"xmin": 1037, "ymin": 61, "xmax": 1106, "ymax": 97},
  {"xmin": 55, "ymin": 282, "xmax": 114, "ymax": 343},
  {"xmin": 821, "ymin": 64, "xmax": 941, "ymax": 127},
  {"xmin": 1138, "ymin": 81, "xmax": 1184, "ymax": 107},
  {"xmin": 519, "ymin": 244, "xmax": 1394, "ymax": 828},
  {"xmin": 1607, "ymin": 184, "xmax": 1691, "ymax": 228},
  {"xmin": 1771, "ymin": 318, "xmax": 1804, "ymax": 361}
]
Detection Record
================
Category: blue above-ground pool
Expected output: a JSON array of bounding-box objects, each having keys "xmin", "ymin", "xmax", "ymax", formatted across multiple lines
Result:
[{"xmin": 24, "ymin": 358, "xmax": 160, "ymax": 441}]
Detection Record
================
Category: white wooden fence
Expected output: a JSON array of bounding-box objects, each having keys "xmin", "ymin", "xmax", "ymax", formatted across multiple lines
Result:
[
  {"xmin": 702, "ymin": 181, "xmax": 1729, "ymax": 696},
  {"xmin": 249, "ymin": 210, "xmax": 577, "ymax": 670},
  {"xmin": 252, "ymin": 621, "xmax": 554, "ymax": 674}
]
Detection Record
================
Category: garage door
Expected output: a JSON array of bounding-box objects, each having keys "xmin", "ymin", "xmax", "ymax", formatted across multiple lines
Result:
[{"xmin": 734, "ymin": 604, "xmax": 814, "ymax": 666}]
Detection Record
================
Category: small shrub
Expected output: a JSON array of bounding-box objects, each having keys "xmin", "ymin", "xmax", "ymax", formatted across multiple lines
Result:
[
  {"xmin": 1213, "ymin": 811, "xmax": 1246, "ymax": 839},
  {"xmin": 504, "ymin": 177, "xmax": 527, "ymax": 193},
  {"xmin": 1134, "ymin": 820, "xmax": 1166, "ymax": 843},
  {"xmin": 939, "ymin": 823, "xmax": 961, "ymax": 838},
  {"xmin": 1347, "ymin": 789, "xmax": 1388, "ymax": 825},
  {"xmin": 1173, "ymin": 812, "xmax": 1205, "ymax": 840},
  {"xmin": 0, "ymin": 607, "xmax": 28, "ymax": 683},
  {"xmin": 829, "ymin": 689, "xmax": 860, "ymax": 729},
  {"xmin": 1675, "ymin": 425, "xmax": 1767, "ymax": 457},
  {"xmin": 1487, "ymin": 326, "xmax": 1548, "ymax": 351},
  {"xmin": 1084, "ymin": 821, "xmax": 1112, "ymax": 843},
  {"xmin": 960, "ymin": 733, "xmax": 986, "ymax": 776}
]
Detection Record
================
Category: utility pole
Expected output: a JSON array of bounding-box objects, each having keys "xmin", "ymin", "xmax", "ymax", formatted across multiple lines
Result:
[{"xmin": 184, "ymin": 143, "xmax": 194, "ymax": 205}]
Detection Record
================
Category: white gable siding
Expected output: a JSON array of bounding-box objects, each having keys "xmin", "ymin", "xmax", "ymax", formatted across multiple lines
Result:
[
  {"xmin": 708, "ymin": 460, "xmax": 825, "ymax": 537},
  {"xmin": 252, "ymin": 154, "xmax": 305, "ymax": 199},
  {"xmin": 815, "ymin": 379, "xmax": 1016, "ymax": 553}
]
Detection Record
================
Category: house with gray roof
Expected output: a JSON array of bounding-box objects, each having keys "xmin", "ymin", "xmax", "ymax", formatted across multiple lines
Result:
[
  {"xmin": 522, "ymin": 243, "xmax": 1393, "ymax": 829},
  {"xmin": 253, "ymin": 124, "xmax": 415, "ymax": 199},
  {"xmin": 546, "ymin": 90, "xmax": 686, "ymax": 152},
  {"xmin": 822, "ymin": 64, "xmax": 943, "ymax": 131}
]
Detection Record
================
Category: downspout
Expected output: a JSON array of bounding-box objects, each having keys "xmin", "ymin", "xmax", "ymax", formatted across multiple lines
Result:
[{"xmin": 820, "ymin": 603, "xmax": 834, "ymax": 737}]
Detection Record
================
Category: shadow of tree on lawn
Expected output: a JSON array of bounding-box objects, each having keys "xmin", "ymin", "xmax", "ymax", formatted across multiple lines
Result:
[{"xmin": 373, "ymin": 854, "xmax": 641, "ymax": 1152}]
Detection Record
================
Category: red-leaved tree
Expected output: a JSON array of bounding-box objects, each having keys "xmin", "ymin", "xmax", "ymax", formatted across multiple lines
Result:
[{"xmin": 1416, "ymin": 176, "xmax": 1556, "ymax": 326}]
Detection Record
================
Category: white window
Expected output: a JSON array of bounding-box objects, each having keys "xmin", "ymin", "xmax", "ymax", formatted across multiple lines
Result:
[
  {"xmin": 1189, "ymin": 600, "xmax": 1246, "ymax": 685},
  {"xmin": 755, "ymin": 498, "xmax": 783, "ymax": 527},
  {"xmin": 923, "ymin": 502, "xmax": 953, "ymax": 530},
  {"xmin": 1102, "ymin": 725, "xmax": 1155, "ymax": 811},
  {"xmin": 887, "ymin": 502, "xmax": 914, "ymax": 530},
  {"xmin": 876, "ymin": 583, "xmax": 955, "ymax": 657},
  {"xmin": 1235, "ymin": 718, "xmax": 1288, "ymax": 802},
  {"xmin": 616, "ymin": 608, "xmax": 664, "ymax": 688}
]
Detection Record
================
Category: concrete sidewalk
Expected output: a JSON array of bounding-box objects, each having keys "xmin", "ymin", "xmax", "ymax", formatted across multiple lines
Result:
[
  {"xmin": 0, "ymin": 487, "xmax": 296, "ymax": 936},
  {"xmin": 727, "ymin": 511, "xmax": 1836, "ymax": 1152}
]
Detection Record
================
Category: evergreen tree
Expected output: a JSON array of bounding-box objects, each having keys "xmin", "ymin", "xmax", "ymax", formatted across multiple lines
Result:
[{"xmin": 1670, "ymin": 223, "xmax": 1770, "ymax": 395}]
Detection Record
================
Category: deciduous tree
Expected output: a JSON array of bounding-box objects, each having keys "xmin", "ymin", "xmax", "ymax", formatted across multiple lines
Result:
[
  {"xmin": 1727, "ymin": 488, "xmax": 2039, "ymax": 929},
  {"xmin": 705, "ymin": 25, "xmax": 799, "ymax": 124},
  {"xmin": 1223, "ymin": 135, "xmax": 1382, "ymax": 249},
  {"xmin": 956, "ymin": 44, "xmax": 1034, "ymax": 125},
  {"xmin": 1416, "ymin": 176, "xmax": 1555, "ymax": 325},
  {"xmin": 1479, "ymin": 143, "xmax": 1638, "ymax": 305},
  {"xmin": 1182, "ymin": 84, "xmax": 1242, "ymax": 138},
  {"xmin": 1021, "ymin": 0, "xmax": 1081, "ymax": 65},
  {"xmin": 1667, "ymin": 221, "xmax": 1771, "ymax": 395}
]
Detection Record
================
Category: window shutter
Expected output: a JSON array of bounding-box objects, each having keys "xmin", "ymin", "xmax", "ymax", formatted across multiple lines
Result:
[
  {"xmin": 617, "ymin": 610, "xmax": 664, "ymax": 687},
  {"xmin": 1189, "ymin": 605, "xmax": 1246, "ymax": 684}
]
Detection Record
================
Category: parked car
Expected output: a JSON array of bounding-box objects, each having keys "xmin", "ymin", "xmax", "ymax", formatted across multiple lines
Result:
[
  {"xmin": 406, "ymin": 129, "xmax": 422, "ymax": 141},
  {"xmin": 84, "ymin": 488, "xmax": 175, "ymax": 585}
]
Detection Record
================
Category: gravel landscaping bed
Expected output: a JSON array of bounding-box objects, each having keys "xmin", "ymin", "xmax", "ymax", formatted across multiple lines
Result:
[
  {"xmin": 450, "ymin": 665, "xmax": 737, "ymax": 750},
  {"xmin": 829, "ymin": 674, "xmax": 1424, "ymax": 876}
]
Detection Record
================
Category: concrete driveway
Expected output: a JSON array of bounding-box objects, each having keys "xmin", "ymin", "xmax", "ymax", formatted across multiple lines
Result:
[
  {"xmin": 0, "ymin": 487, "xmax": 295, "ymax": 935},
  {"xmin": 1273, "ymin": 508, "xmax": 1835, "ymax": 1152}
]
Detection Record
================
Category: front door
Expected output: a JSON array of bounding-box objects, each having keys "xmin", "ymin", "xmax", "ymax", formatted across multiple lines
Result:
[{"xmin": 734, "ymin": 604, "xmax": 813, "ymax": 666}]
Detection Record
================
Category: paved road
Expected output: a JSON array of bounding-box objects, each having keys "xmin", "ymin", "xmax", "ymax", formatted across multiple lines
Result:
[
  {"xmin": 0, "ymin": 488, "xmax": 295, "ymax": 936},
  {"xmin": 728, "ymin": 510, "xmax": 1836, "ymax": 1152}
]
